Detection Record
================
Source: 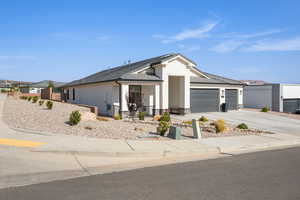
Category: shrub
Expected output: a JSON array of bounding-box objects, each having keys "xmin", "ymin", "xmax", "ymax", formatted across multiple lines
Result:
[
  {"xmin": 32, "ymin": 96, "xmax": 39, "ymax": 103},
  {"xmin": 183, "ymin": 121, "xmax": 192, "ymax": 125},
  {"xmin": 38, "ymin": 100, "xmax": 44, "ymax": 106},
  {"xmin": 138, "ymin": 111, "xmax": 145, "ymax": 120},
  {"xmin": 157, "ymin": 121, "xmax": 170, "ymax": 136},
  {"xmin": 46, "ymin": 101, "xmax": 53, "ymax": 110},
  {"xmin": 113, "ymin": 114, "xmax": 121, "ymax": 120},
  {"xmin": 199, "ymin": 116, "xmax": 209, "ymax": 122},
  {"xmin": 237, "ymin": 123, "xmax": 248, "ymax": 130},
  {"xmin": 160, "ymin": 112, "xmax": 170, "ymax": 122},
  {"xmin": 69, "ymin": 110, "xmax": 81, "ymax": 126},
  {"xmin": 261, "ymin": 107, "xmax": 269, "ymax": 112},
  {"xmin": 214, "ymin": 119, "xmax": 226, "ymax": 133},
  {"xmin": 27, "ymin": 96, "xmax": 32, "ymax": 101}
]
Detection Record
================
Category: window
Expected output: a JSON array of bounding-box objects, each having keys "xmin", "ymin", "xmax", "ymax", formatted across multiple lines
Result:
[
  {"xmin": 72, "ymin": 88, "xmax": 75, "ymax": 100},
  {"xmin": 129, "ymin": 85, "xmax": 142, "ymax": 107},
  {"xmin": 66, "ymin": 89, "xmax": 69, "ymax": 100}
]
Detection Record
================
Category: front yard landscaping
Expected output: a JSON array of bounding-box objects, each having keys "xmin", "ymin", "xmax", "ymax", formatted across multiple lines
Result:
[{"xmin": 3, "ymin": 97, "xmax": 272, "ymax": 140}]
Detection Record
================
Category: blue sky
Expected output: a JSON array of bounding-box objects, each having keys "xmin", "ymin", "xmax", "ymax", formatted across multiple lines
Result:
[{"xmin": 1, "ymin": 0, "xmax": 300, "ymax": 83}]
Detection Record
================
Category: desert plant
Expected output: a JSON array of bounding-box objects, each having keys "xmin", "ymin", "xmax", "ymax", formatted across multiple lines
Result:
[
  {"xmin": 160, "ymin": 112, "xmax": 170, "ymax": 122},
  {"xmin": 69, "ymin": 110, "xmax": 81, "ymax": 126},
  {"xmin": 183, "ymin": 121, "xmax": 193, "ymax": 125},
  {"xmin": 214, "ymin": 119, "xmax": 226, "ymax": 133},
  {"xmin": 237, "ymin": 123, "xmax": 249, "ymax": 130},
  {"xmin": 138, "ymin": 111, "xmax": 145, "ymax": 120},
  {"xmin": 261, "ymin": 107, "xmax": 269, "ymax": 112},
  {"xmin": 27, "ymin": 96, "xmax": 32, "ymax": 101},
  {"xmin": 38, "ymin": 100, "xmax": 44, "ymax": 106},
  {"xmin": 32, "ymin": 96, "xmax": 39, "ymax": 103},
  {"xmin": 157, "ymin": 121, "xmax": 170, "ymax": 136},
  {"xmin": 199, "ymin": 116, "xmax": 209, "ymax": 122},
  {"xmin": 46, "ymin": 100, "xmax": 53, "ymax": 110},
  {"xmin": 113, "ymin": 114, "xmax": 121, "ymax": 120}
]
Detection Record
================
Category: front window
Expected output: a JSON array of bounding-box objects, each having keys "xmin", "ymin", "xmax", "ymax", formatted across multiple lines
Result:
[{"xmin": 129, "ymin": 85, "xmax": 142, "ymax": 107}]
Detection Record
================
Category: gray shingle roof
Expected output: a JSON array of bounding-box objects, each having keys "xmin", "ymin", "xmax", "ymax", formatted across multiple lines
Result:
[
  {"xmin": 63, "ymin": 53, "xmax": 243, "ymax": 87},
  {"xmin": 63, "ymin": 53, "xmax": 178, "ymax": 87},
  {"xmin": 191, "ymin": 71, "xmax": 243, "ymax": 85}
]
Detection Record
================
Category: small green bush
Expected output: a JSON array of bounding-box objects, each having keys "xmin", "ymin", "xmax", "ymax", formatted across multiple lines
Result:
[
  {"xmin": 27, "ymin": 96, "xmax": 32, "ymax": 101},
  {"xmin": 46, "ymin": 101, "xmax": 53, "ymax": 110},
  {"xmin": 38, "ymin": 100, "xmax": 44, "ymax": 106},
  {"xmin": 113, "ymin": 114, "xmax": 121, "ymax": 120},
  {"xmin": 69, "ymin": 110, "xmax": 81, "ymax": 126},
  {"xmin": 214, "ymin": 119, "xmax": 226, "ymax": 133},
  {"xmin": 138, "ymin": 111, "xmax": 145, "ymax": 120},
  {"xmin": 160, "ymin": 112, "xmax": 170, "ymax": 122},
  {"xmin": 157, "ymin": 121, "xmax": 170, "ymax": 136},
  {"xmin": 32, "ymin": 96, "xmax": 39, "ymax": 103},
  {"xmin": 199, "ymin": 116, "xmax": 209, "ymax": 122},
  {"xmin": 237, "ymin": 123, "xmax": 249, "ymax": 130},
  {"xmin": 261, "ymin": 107, "xmax": 269, "ymax": 112}
]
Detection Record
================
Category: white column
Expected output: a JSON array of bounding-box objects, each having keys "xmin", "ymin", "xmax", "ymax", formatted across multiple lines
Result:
[
  {"xmin": 183, "ymin": 76, "xmax": 190, "ymax": 109},
  {"xmin": 154, "ymin": 84, "xmax": 160, "ymax": 110},
  {"xmin": 220, "ymin": 88, "xmax": 226, "ymax": 104},
  {"xmin": 120, "ymin": 84, "xmax": 129, "ymax": 112},
  {"xmin": 160, "ymin": 81, "xmax": 168, "ymax": 110}
]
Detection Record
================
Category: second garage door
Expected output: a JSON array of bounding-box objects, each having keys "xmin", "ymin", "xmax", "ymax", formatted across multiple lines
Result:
[
  {"xmin": 190, "ymin": 89, "xmax": 219, "ymax": 113},
  {"xmin": 283, "ymin": 99, "xmax": 300, "ymax": 113},
  {"xmin": 225, "ymin": 89, "xmax": 238, "ymax": 110}
]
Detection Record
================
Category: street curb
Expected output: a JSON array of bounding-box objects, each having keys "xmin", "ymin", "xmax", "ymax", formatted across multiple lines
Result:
[
  {"xmin": 30, "ymin": 148, "xmax": 221, "ymax": 158},
  {"xmin": 219, "ymin": 140, "xmax": 300, "ymax": 154}
]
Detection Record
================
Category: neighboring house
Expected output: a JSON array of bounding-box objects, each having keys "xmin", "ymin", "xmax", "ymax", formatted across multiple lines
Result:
[
  {"xmin": 244, "ymin": 84, "xmax": 300, "ymax": 113},
  {"xmin": 62, "ymin": 53, "xmax": 244, "ymax": 117},
  {"xmin": 240, "ymin": 80, "xmax": 266, "ymax": 86},
  {"xmin": 20, "ymin": 80, "xmax": 65, "ymax": 94},
  {"xmin": 0, "ymin": 80, "xmax": 12, "ymax": 90}
]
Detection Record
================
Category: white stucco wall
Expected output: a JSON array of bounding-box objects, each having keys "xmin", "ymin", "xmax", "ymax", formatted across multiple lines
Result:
[
  {"xmin": 282, "ymin": 84, "xmax": 300, "ymax": 99},
  {"xmin": 65, "ymin": 82, "xmax": 119, "ymax": 116}
]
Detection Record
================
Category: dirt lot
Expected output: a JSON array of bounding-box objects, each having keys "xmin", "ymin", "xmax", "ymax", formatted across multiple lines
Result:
[{"xmin": 3, "ymin": 97, "xmax": 269, "ymax": 140}]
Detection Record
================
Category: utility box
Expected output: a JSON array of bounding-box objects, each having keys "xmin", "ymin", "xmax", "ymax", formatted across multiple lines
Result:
[{"xmin": 167, "ymin": 126, "xmax": 181, "ymax": 140}]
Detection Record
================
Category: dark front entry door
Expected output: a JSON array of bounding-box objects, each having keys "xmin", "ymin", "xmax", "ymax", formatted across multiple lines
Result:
[{"xmin": 129, "ymin": 85, "xmax": 142, "ymax": 108}]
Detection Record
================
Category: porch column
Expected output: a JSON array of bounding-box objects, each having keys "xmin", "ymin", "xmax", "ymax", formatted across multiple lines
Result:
[
  {"xmin": 153, "ymin": 84, "xmax": 160, "ymax": 115},
  {"xmin": 183, "ymin": 75, "xmax": 191, "ymax": 114},
  {"xmin": 119, "ymin": 84, "xmax": 129, "ymax": 117},
  {"xmin": 160, "ymin": 80, "xmax": 168, "ymax": 113}
]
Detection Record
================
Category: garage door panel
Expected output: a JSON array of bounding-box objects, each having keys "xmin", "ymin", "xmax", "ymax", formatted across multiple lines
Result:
[
  {"xmin": 283, "ymin": 99, "xmax": 300, "ymax": 113},
  {"xmin": 190, "ymin": 89, "xmax": 219, "ymax": 113},
  {"xmin": 225, "ymin": 89, "xmax": 238, "ymax": 110}
]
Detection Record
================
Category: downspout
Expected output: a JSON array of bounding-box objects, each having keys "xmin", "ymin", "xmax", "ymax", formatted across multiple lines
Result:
[{"xmin": 115, "ymin": 80, "xmax": 122, "ymax": 118}]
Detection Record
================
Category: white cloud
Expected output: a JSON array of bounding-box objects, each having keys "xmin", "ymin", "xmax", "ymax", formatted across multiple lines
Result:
[
  {"xmin": 177, "ymin": 44, "xmax": 201, "ymax": 52},
  {"xmin": 153, "ymin": 21, "xmax": 218, "ymax": 43},
  {"xmin": 211, "ymin": 40, "xmax": 246, "ymax": 53},
  {"xmin": 0, "ymin": 56, "xmax": 37, "ymax": 60},
  {"xmin": 244, "ymin": 37, "xmax": 300, "ymax": 52},
  {"xmin": 212, "ymin": 29, "xmax": 285, "ymax": 53},
  {"xmin": 223, "ymin": 29, "xmax": 284, "ymax": 39}
]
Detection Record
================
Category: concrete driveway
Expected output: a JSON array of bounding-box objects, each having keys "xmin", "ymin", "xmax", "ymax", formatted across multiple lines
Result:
[{"xmin": 173, "ymin": 110, "xmax": 300, "ymax": 136}]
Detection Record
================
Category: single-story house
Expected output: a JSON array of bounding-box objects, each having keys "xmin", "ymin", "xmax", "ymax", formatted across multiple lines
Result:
[
  {"xmin": 244, "ymin": 83, "xmax": 300, "ymax": 113},
  {"xmin": 20, "ymin": 80, "xmax": 65, "ymax": 94},
  {"xmin": 62, "ymin": 53, "xmax": 244, "ymax": 117}
]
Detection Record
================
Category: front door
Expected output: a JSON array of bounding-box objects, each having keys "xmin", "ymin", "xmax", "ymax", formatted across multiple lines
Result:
[{"xmin": 129, "ymin": 85, "xmax": 142, "ymax": 108}]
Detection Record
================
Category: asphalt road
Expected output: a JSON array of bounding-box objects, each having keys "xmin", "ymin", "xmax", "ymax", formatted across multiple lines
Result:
[{"xmin": 1, "ymin": 147, "xmax": 300, "ymax": 200}]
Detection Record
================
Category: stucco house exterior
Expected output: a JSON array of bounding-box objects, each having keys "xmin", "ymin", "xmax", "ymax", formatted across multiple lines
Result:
[
  {"xmin": 62, "ymin": 53, "xmax": 244, "ymax": 117},
  {"xmin": 244, "ymin": 83, "xmax": 300, "ymax": 113}
]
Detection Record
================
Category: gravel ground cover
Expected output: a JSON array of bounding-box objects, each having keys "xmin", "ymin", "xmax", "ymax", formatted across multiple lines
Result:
[{"xmin": 3, "ymin": 97, "xmax": 270, "ymax": 140}]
